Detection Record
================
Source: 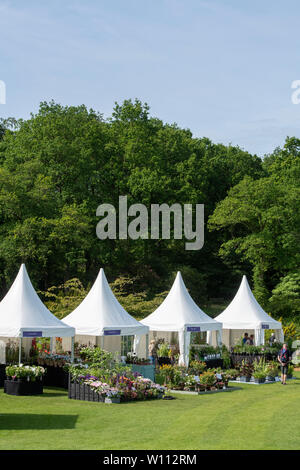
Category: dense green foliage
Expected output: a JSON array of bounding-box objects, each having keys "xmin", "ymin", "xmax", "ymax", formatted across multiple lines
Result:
[{"xmin": 0, "ymin": 100, "xmax": 299, "ymax": 322}]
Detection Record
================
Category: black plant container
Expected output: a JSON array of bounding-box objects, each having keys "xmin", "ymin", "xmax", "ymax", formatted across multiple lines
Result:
[
  {"xmin": 68, "ymin": 381, "xmax": 104, "ymax": 402},
  {"xmin": 157, "ymin": 357, "xmax": 171, "ymax": 366},
  {"xmin": 0, "ymin": 364, "xmax": 5, "ymax": 387},
  {"xmin": 4, "ymin": 379, "xmax": 43, "ymax": 396}
]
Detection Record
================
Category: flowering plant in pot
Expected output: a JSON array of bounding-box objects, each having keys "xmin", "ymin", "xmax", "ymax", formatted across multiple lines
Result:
[
  {"xmin": 239, "ymin": 360, "xmax": 253, "ymax": 382},
  {"xmin": 188, "ymin": 360, "xmax": 206, "ymax": 375},
  {"xmin": 5, "ymin": 365, "xmax": 46, "ymax": 396},
  {"xmin": 199, "ymin": 371, "xmax": 216, "ymax": 391},
  {"xmin": 184, "ymin": 375, "xmax": 197, "ymax": 391},
  {"xmin": 105, "ymin": 387, "xmax": 121, "ymax": 404},
  {"xmin": 6, "ymin": 364, "xmax": 46, "ymax": 382}
]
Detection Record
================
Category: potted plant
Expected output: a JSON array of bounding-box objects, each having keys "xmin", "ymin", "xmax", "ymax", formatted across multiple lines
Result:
[
  {"xmin": 105, "ymin": 388, "xmax": 121, "ymax": 404},
  {"xmin": 189, "ymin": 360, "xmax": 206, "ymax": 375},
  {"xmin": 199, "ymin": 371, "xmax": 216, "ymax": 391},
  {"xmin": 5, "ymin": 364, "xmax": 46, "ymax": 395},
  {"xmin": 184, "ymin": 375, "xmax": 197, "ymax": 391},
  {"xmin": 253, "ymin": 370, "xmax": 266, "ymax": 384},
  {"xmin": 238, "ymin": 360, "xmax": 253, "ymax": 382},
  {"xmin": 252, "ymin": 358, "xmax": 268, "ymax": 384},
  {"xmin": 157, "ymin": 342, "xmax": 171, "ymax": 366},
  {"xmin": 265, "ymin": 362, "xmax": 278, "ymax": 382}
]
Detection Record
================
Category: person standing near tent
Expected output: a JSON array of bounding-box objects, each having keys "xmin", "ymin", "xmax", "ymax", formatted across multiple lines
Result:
[
  {"xmin": 278, "ymin": 343, "xmax": 291, "ymax": 385},
  {"xmin": 242, "ymin": 333, "xmax": 249, "ymax": 345},
  {"xmin": 148, "ymin": 340, "xmax": 157, "ymax": 365}
]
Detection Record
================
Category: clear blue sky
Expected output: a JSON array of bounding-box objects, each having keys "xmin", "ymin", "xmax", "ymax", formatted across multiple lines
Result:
[{"xmin": 1, "ymin": 0, "xmax": 300, "ymax": 156}]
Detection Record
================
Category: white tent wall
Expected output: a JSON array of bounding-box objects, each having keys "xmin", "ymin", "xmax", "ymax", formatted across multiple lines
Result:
[
  {"xmin": 206, "ymin": 329, "xmax": 223, "ymax": 347},
  {"xmin": 178, "ymin": 330, "xmax": 191, "ymax": 366},
  {"xmin": 208, "ymin": 328, "xmax": 284, "ymax": 348},
  {"xmin": 62, "ymin": 334, "xmax": 122, "ymax": 356},
  {"xmin": 151, "ymin": 331, "xmax": 178, "ymax": 344},
  {"xmin": 0, "ymin": 340, "xmax": 5, "ymax": 363},
  {"xmin": 133, "ymin": 333, "xmax": 148, "ymax": 358},
  {"xmin": 62, "ymin": 333, "xmax": 149, "ymax": 359}
]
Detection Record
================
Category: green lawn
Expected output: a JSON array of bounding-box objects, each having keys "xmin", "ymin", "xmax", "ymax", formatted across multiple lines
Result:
[{"xmin": 0, "ymin": 373, "xmax": 299, "ymax": 450}]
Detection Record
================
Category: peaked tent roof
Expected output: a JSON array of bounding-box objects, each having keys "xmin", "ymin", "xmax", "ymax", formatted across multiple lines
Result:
[
  {"xmin": 141, "ymin": 272, "xmax": 222, "ymax": 332},
  {"xmin": 63, "ymin": 268, "xmax": 149, "ymax": 336},
  {"xmin": 215, "ymin": 275, "xmax": 282, "ymax": 330},
  {"xmin": 0, "ymin": 264, "xmax": 75, "ymax": 337}
]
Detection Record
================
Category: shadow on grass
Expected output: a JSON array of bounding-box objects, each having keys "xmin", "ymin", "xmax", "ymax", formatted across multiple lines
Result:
[{"xmin": 0, "ymin": 414, "xmax": 78, "ymax": 430}]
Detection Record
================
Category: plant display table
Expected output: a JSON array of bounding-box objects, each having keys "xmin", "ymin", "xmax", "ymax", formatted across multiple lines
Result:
[
  {"xmin": 4, "ymin": 379, "xmax": 43, "ymax": 395},
  {"xmin": 230, "ymin": 353, "xmax": 278, "ymax": 367}
]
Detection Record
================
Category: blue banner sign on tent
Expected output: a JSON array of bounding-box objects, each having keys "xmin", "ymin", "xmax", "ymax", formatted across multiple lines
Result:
[
  {"xmin": 104, "ymin": 330, "xmax": 121, "ymax": 336},
  {"xmin": 23, "ymin": 331, "xmax": 43, "ymax": 337},
  {"xmin": 261, "ymin": 324, "xmax": 269, "ymax": 329},
  {"xmin": 187, "ymin": 326, "xmax": 201, "ymax": 332}
]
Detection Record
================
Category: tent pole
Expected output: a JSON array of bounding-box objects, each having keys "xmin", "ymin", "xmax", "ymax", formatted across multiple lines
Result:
[
  {"xmin": 71, "ymin": 336, "xmax": 74, "ymax": 363},
  {"xmin": 19, "ymin": 337, "xmax": 22, "ymax": 365},
  {"xmin": 145, "ymin": 334, "xmax": 149, "ymax": 360}
]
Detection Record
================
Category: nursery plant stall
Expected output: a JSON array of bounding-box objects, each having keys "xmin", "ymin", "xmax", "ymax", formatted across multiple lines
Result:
[
  {"xmin": 141, "ymin": 272, "xmax": 223, "ymax": 367},
  {"xmin": 208, "ymin": 275, "xmax": 284, "ymax": 349},
  {"xmin": 67, "ymin": 346, "xmax": 165, "ymax": 404},
  {"xmin": 63, "ymin": 268, "xmax": 150, "ymax": 374},
  {"xmin": 0, "ymin": 264, "xmax": 75, "ymax": 394}
]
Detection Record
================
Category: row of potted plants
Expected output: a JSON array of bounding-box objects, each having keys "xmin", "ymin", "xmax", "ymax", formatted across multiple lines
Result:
[
  {"xmin": 4, "ymin": 364, "xmax": 47, "ymax": 396},
  {"xmin": 158, "ymin": 363, "xmax": 230, "ymax": 392},
  {"xmin": 5, "ymin": 364, "xmax": 46, "ymax": 382},
  {"xmin": 67, "ymin": 347, "xmax": 165, "ymax": 403},
  {"xmin": 37, "ymin": 352, "xmax": 73, "ymax": 368},
  {"xmin": 229, "ymin": 359, "xmax": 294, "ymax": 383},
  {"xmin": 69, "ymin": 370, "xmax": 165, "ymax": 403}
]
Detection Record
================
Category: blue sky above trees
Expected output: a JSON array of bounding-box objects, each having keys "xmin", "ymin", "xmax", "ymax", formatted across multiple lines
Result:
[{"xmin": 1, "ymin": 0, "xmax": 300, "ymax": 156}]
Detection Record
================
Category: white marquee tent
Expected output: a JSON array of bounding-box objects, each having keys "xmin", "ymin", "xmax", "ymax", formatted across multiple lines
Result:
[
  {"xmin": 210, "ymin": 275, "xmax": 284, "ymax": 347},
  {"xmin": 63, "ymin": 268, "xmax": 149, "ymax": 355},
  {"xmin": 0, "ymin": 264, "xmax": 75, "ymax": 363},
  {"xmin": 141, "ymin": 271, "xmax": 223, "ymax": 366}
]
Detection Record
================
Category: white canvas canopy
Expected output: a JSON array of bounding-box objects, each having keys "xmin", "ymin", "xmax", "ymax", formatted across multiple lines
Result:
[
  {"xmin": 0, "ymin": 264, "xmax": 75, "ymax": 363},
  {"xmin": 211, "ymin": 275, "xmax": 284, "ymax": 346},
  {"xmin": 63, "ymin": 268, "xmax": 149, "ymax": 340},
  {"xmin": 0, "ymin": 264, "xmax": 75, "ymax": 338},
  {"xmin": 141, "ymin": 272, "xmax": 222, "ymax": 366}
]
